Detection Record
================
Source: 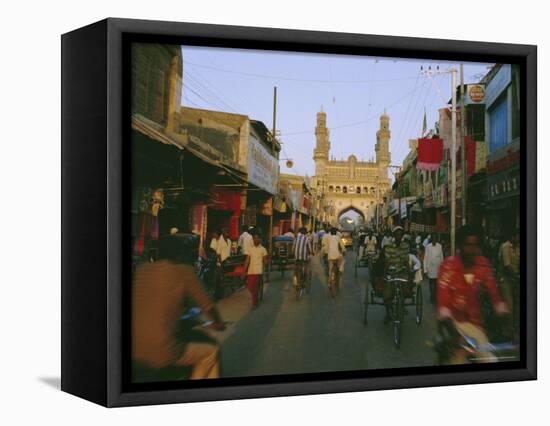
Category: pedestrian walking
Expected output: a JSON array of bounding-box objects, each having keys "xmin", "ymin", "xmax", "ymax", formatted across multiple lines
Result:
[
  {"xmin": 243, "ymin": 233, "xmax": 268, "ymax": 309},
  {"xmin": 424, "ymin": 234, "xmax": 444, "ymax": 303}
]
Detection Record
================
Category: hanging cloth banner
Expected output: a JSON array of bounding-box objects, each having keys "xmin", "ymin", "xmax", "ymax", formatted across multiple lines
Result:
[{"xmin": 417, "ymin": 138, "xmax": 444, "ymax": 171}]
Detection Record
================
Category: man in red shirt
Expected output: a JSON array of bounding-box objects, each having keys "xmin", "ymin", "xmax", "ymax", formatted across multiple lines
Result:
[{"xmin": 437, "ymin": 225, "xmax": 509, "ymax": 363}]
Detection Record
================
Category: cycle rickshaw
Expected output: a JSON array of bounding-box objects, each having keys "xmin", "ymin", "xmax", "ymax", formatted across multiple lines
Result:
[
  {"xmin": 363, "ymin": 260, "xmax": 423, "ymax": 348},
  {"xmin": 270, "ymin": 235, "xmax": 295, "ymax": 277}
]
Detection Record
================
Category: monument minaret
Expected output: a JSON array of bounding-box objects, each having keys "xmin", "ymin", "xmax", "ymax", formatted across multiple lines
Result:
[
  {"xmin": 375, "ymin": 110, "xmax": 391, "ymax": 172},
  {"xmin": 313, "ymin": 109, "xmax": 330, "ymax": 178}
]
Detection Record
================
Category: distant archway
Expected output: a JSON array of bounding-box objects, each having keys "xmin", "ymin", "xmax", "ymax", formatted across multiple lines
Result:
[{"xmin": 338, "ymin": 205, "xmax": 365, "ymax": 227}]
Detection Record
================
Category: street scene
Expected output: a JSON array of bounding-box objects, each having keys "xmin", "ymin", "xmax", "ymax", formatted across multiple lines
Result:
[{"xmin": 130, "ymin": 43, "xmax": 521, "ymax": 383}]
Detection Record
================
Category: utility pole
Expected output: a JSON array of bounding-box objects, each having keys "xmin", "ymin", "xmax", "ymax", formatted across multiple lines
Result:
[
  {"xmin": 460, "ymin": 64, "xmax": 467, "ymax": 227},
  {"xmin": 268, "ymin": 86, "xmax": 277, "ymax": 262},
  {"xmin": 451, "ymin": 68, "xmax": 457, "ymax": 256},
  {"xmin": 421, "ymin": 65, "xmax": 458, "ymax": 254}
]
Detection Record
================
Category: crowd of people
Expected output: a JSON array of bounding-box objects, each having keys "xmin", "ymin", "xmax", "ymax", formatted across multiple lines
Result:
[{"xmin": 131, "ymin": 220, "xmax": 520, "ymax": 381}]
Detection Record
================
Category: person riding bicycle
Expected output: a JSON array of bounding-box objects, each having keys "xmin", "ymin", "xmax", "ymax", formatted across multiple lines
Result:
[
  {"xmin": 132, "ymin": 234, "xmax": 226, "ymax": 381},
  {"xmin": 382, "ymin": 226, "xmax": 411, "ymax": 323},
  {"xmin": 292, "ymin": 227, "xmax": 313, "ymax": 290},
  {"xmin": 362, "ymin": 229, "xmax": 378, "ymax": 258},
  {"xmin": 437, "ymin": 224, "xmax": 509, "ymax": 364},
  {"xmin": 323, "ymin": 227, "xmax": 346, "ymax": 291}
]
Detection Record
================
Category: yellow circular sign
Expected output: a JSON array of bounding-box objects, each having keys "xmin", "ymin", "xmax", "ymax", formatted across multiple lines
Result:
[{"xmin": 468, "ymin": 84, "xmax": 485, "ymax": 103}]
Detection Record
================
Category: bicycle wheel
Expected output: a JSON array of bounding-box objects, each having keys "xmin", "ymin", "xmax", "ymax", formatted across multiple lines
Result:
[
  {"xmin": 415, "ymin": 284, "xmax": 423, "ymax": 325},
  {"xmin": 363, "ymin": 286, "xmax": 369, "ymax": 325},
  {"xmin": 393, "ymin": 320, "xmax": 401, "ymax": 348},
  {"xmin": 393, "ymin": 292, "xmax": 403, "ymax": 348}
]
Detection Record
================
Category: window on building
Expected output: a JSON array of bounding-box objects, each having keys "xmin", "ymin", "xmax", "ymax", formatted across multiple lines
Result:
[
  {"xmin": 343, "ymin": 186, "xmax": 347, "ymax": 194},
  {"xmin": 363, "ymin": 187, "xmax": 368, "ymax": 194},
  {"xmin": 328, "ymin": 186, "xmax": 334, "ymax": 192},
  {"xmin": 489, "ymin": 95, "xmax": 508, "ymax": 153},
  {"xmin": 335, "ymin": 186, "xmax": 341, "ymax": 193}
]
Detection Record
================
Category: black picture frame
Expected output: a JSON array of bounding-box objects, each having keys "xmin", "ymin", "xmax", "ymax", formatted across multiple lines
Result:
[{"xmin": 61, "ymin": 17, "xmax": 537, "ymax": 407}]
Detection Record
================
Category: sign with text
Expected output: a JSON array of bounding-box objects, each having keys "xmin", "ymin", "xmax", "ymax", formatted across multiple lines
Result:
[
  {"xmin": 465, "ymin": 84, "xmax": 486, "ymax": 104},
  {"xmin": 247, "ymin": 134, "xmax": 279, "ymax": 194}
]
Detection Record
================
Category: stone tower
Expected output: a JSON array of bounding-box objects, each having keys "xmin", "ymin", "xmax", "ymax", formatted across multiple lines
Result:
[
  {"xmin": 375, "ymin": 110, "xmax": 391, "ymax": 170},
  {"xmin": 313, "ymin": 109, "xmax": 330, "ymax": 177}
]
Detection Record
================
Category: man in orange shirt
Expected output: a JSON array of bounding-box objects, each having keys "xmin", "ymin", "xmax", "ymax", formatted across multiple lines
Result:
[{"xmin": 132, "ymin": 234, "xmax": 226, "ymax": 381}]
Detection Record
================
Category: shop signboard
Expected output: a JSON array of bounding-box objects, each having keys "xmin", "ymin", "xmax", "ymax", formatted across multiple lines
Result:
[
  {"xmin": 400, "ymin": 200, "xmax": 407, "ymax": 219},
  {"xmin": 388, "ymin": 199, "xmax": 399, "ymax": 216},
  {"xmin": 485, "ymin": 64, "xmax": 511, "ymax": 108},
  {"xmin": 248, "ymin": 134, "xmax": 279, "ymax": 194},
  {"xmin": 465, "ymin": 84, "xmax": 486, "ymax": 105},
  {"xmin": 487, "ymin": 166, "xmax": 519, "ymax": 201},
  {"xmin": 261, "ymin": 197, "xmax": 273, "ymax": 216}
]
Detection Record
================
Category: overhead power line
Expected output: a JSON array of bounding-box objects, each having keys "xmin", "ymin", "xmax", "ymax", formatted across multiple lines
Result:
[
  {"xmin": 279, "ymin": 82, "xmax": 424, "ymax": 137},
  {"xmin": 185, "ymin": 60, "xmax": 420, "ymax": 84}
]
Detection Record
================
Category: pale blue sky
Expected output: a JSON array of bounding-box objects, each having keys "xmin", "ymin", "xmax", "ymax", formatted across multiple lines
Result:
[{"xmin": 180, "ymin": 45, "xmax": 494, "ymax": 177}]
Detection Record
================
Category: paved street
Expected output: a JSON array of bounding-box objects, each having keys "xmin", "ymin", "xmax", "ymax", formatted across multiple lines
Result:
[{"xmin": 214, "ymin": 251, "xmax": 438, "ymax": 378}]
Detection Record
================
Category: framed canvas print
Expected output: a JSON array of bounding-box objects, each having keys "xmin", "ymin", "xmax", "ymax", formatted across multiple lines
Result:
[{"xmin": 61, "ymin": 18, "xmax": 537, "ymax": 407}]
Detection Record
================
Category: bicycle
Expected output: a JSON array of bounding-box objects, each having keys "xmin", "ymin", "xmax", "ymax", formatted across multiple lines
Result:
[
  {"xmin": 294, "ymin": 259, "xmax": 311, "ymax": 300},
  {"xmin": 328, "ymin": 259, "xmax": 341, "ymax": 297}
]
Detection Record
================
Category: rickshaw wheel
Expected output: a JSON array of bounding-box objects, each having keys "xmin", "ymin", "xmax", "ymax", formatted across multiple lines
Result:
[
  {"xmin": 393, "ymin": 321, "xmax": 401, "ymax": 348},
  {"xmin": 363, "ymin": 289, "xmax": 369, "ymax": 325},
  {"xmin": 415, "ymin": 284, "xmax": 423, "ymax": 325}
]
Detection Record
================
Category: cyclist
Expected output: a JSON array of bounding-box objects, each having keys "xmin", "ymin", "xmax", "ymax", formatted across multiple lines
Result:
[
  {"xmin": 292, "ymin": 227, "xmax": 313, "ymax": 291},
  {"xmin": 437, "ymin": 224, "xmax": 509, "ymax": 364},
  {"xmin": 382, "ymin": 226, "xmax": 411, "ymax": 323},
  {"xmin": 324, "ymin": 227, "xmax": 346, "ymax": 293}
]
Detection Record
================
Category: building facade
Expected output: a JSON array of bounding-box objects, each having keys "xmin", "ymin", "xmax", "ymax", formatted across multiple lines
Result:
[{"xmin": 312, "ymin": 110, "xmax": 392, "ymax": 224}]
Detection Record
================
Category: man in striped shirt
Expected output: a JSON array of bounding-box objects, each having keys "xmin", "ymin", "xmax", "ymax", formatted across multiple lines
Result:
[{"xmin": 292, "ymin": 227, "xmax": 313, "ymax": 288}]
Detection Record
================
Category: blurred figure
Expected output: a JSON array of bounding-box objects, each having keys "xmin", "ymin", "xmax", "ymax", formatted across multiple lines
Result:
[
  {"xmin": 292, "ymin": 227, "xmax": 314, "ymax": 289},
  {"xmin": 424, "ymin": 234, "xmax": 444, "ymax": 304},
  {"xmin": 132, "ymin": 234, "xmax": 225, "ymax": 380},
  {"xmin": 284, "ymin": 228, "xmax": 295, "ymax": 238},
  {"xmin": 238, "ymin": 225, "xmax": 253, "ymax": 255},
  {"xmin": 409, "ymin": 248, "xmax": 423, "ymax": 285},
  {"xmin": 422, "ymin": 234, "xmax": 431, "ymax": 248},
  {"xmin": 499, "ymin": 231, "xmax": 520, "ymax": 332},
  {"xmin": 437, "ymin": 225, "xmax": 509, "ymax": 364},
  {"xmin": 381, "ymin": 229, "xmax": 393, "ymax": 250},
  {"xmin": 243, "ymin": 233, "xmax": 268, "ymax": 309},
  {"xmin": 217, "ymin": 228, "xmax": 232, "ymax": 263},
  {"xmin": 360, "ymin": 229, "xmax": 378, "ymax": 260}
]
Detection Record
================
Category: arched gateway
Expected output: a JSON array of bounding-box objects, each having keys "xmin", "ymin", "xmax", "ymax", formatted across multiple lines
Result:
[{"xmin": 312, "ymin": 110, "xmax": 393, "ymax": 225}]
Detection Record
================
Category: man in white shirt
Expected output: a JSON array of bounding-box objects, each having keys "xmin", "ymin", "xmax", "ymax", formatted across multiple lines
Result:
[
  {"xmin": 422, "ymin": 234, "xmax": 432, "ymax": 249},
  {"xmin": 381, "ymin": 230, "xmax": 394, "ymax": 249},
  {"xmin": 209, "ymin": 230, "xmax": 220, "ymax": 256},
  {"xmin": 324, "ymin": 227, "xmax": 346, "ymax": 292},
  {"xmin": 237, "ymin": 225, "xmax": 253, "ymax": 255},
  {"xmin": 216, "ymin": 229, "xmax": 232, "ymax": 263},
  {"xmin": 423, "ymin": 234, "xmax": 444, "ymax": 303},
  {"xmin": 243, "ymin": 233, "xmax": 268, "ymax": 308}
]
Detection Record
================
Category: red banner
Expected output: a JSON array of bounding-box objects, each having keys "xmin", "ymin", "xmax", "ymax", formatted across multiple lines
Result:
[{"xmin": 417, "ymin": 138, "xmax": 443, "ymax": 171}]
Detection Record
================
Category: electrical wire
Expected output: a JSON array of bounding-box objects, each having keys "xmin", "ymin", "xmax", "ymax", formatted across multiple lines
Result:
[{"xmin": 184, "ymin": 60, "xmax": 420, "ymax": 84}]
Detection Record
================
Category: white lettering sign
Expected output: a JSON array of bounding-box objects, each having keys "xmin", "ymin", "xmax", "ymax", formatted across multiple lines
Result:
[{"xmin": 247, "ymin": 135, "xmax": 279, "ymax": 194}]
